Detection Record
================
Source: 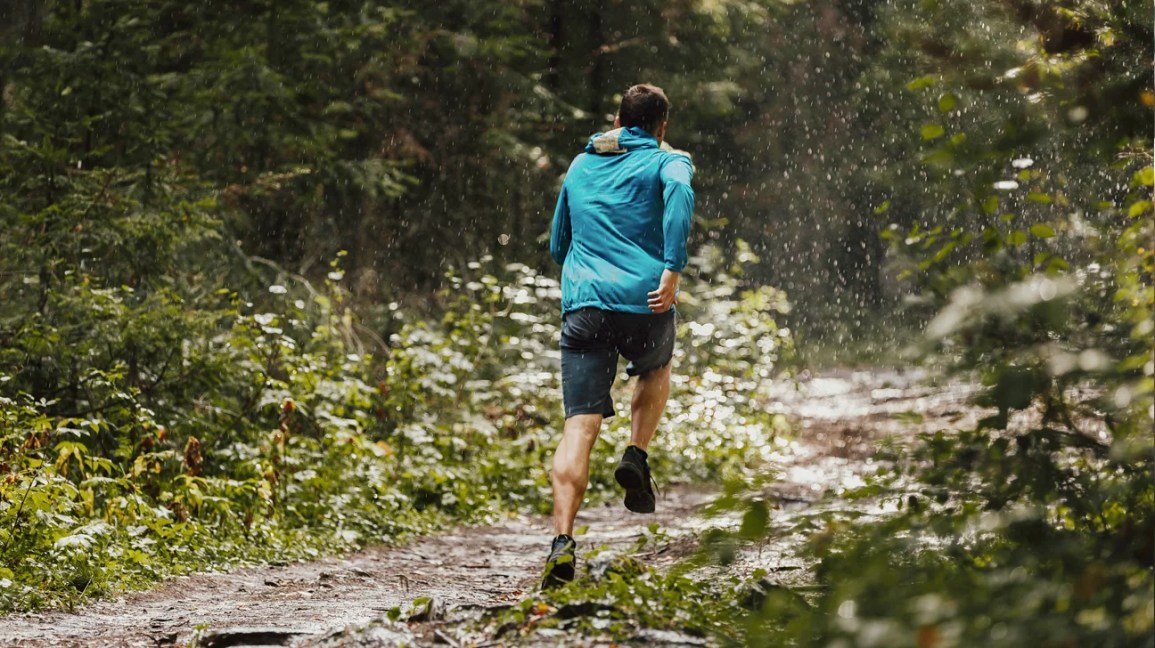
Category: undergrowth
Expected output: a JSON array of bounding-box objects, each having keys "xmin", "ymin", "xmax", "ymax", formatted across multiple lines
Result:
[{"xmin": 0, "ymin": 244, "xmax": 794, "ymax": 612}]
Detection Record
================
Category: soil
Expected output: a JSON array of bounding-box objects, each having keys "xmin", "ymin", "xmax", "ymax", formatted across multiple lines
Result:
[{"xmin": 0, "ymin": 368, "xmax": 978, "ymax": 647}]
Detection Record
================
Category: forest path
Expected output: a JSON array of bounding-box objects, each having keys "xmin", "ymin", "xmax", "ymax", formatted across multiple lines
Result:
[{"xmin": 0, "ymin": 368, "xmax": 978, "ymax": 647}]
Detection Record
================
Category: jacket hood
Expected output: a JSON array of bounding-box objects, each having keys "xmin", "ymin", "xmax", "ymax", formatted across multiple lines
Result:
[{"xmin": 585, "ymin": 126, "xmax": 658, "ymax": 155}]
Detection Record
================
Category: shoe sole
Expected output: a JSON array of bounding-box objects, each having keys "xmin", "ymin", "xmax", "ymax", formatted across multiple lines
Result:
[{"xmin": 614, "ymin": 463, "xmax": 655, "ymax": 514}]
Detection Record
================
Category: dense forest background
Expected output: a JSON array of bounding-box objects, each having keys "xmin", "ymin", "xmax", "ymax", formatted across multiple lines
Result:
[
  {"xmin": 2, "ymin": 1, "xmax": 1152, "ymax": 333},
  {"xmin": 0, "ymin": 0, "xmax": 1152, "ymax": 644}
]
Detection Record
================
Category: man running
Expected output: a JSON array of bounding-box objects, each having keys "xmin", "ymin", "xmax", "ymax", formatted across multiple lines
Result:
[{"xmin": 542, "ymin": 83, "xmax": 695, "ymax": 589}]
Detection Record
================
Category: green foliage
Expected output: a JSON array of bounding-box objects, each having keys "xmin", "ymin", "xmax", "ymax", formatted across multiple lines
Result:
[
  {"xmin": 0, "ymin": 267, "xmax": 427, "ymax": 610},
  {"xmin": 0, "ymin": 224, "xmax": 794, "ymax": 611},
  {"xmin": 1, "ymin": 0, "xmax": 936, "ymax": 327},
  {"xmin": 702, "ymin": 1, "xmax": 1155, "ymax": 645},
  {"xmin": 0, "ymin": 0, "xmax": 1150, "ymax": 640},
  {"xmin": 0, "ymin": 5, "xmax": 799, "ymax": 604},
  {"xmin": 478, "ymin": 1, "xmax": 1150, "ymax": 645}
]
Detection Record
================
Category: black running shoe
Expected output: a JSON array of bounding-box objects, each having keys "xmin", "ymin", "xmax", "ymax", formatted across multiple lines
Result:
[
  {"xmin": 614, "ymin": 445, "xmax": 656, "ymax": 513},
  {"xmin": 541, "ymin": 534, "xmax": 577, "ymax": 590}
]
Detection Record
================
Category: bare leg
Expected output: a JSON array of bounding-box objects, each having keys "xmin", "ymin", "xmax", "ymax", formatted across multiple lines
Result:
[
  {"xmin": 551, "ymin": 413, "xmax": 603, "ymax": 536},
  {"xmin": 629, "ymin": 363, "xmax": 671, "ymax": 451}
]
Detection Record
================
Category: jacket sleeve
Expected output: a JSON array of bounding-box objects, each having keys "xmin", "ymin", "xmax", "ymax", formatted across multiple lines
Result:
[
  {"xmin": 549, "ymin": 182, "xmax": 571, "ymax": 266},
  {"xmin": 659, "ymin": 154, "xmax": 695, "ymax": 272}
]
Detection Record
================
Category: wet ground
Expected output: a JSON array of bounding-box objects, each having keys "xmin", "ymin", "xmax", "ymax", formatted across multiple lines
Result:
[
  {"xmin": 0, "ymin": 488, "xmax": 715, "ymax": 648},
  {"xmin": 0, "ymin": 368, "xmax": 978, "ymax": 647}
]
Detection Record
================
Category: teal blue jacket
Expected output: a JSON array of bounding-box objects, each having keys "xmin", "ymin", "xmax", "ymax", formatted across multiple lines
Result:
[{"xmin": 549, "ymin": 126, "xmax": 695, "ymax": 314}]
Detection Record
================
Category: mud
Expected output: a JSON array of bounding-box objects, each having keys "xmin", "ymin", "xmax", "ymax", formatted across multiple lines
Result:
[{"xmin": 0, "ymin": 368, "xmax": 977, "ymax": 647}]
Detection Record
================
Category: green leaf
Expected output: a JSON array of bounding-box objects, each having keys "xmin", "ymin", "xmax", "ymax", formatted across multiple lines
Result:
[
  {"xmin": 931, "ymin": 241, "xmax": 958, "ymax": 263},
  {"xmin": 1026, "ymin": 192, "xmax": 1052, "ymax": 204},
  {"xmin": 992, "ymin": 368, "xmax": 1040, "ymax": 412},
  {"xmin": 1128, "ymin": 200, "xmax": 1152, "ymax": 218},
  {"xmin": 1029, "ymin": 224, "xmax": 1056, "ymax": 238},
  {"xmin": 738, "ymin": 501, "xmax": 769, "ymax": 540},
  {"xmin": 874, "ymin": 200, "xmax": 891, "ymax": 215},
  {"xmin": 1135, "ymin": 166, "xmax": 1154, "ymax": 187},
  {"xmin": 937, "ymin": 93, "xmax": 958, "ymax": 112},
  {"xmin": 982, "ymin": 227, "xmax": 1003, "ymax": 253},
  {"xmin": 1007, "ymin": 230, "xmax": 1027, "ymax": 245},
  {"xmin": 980, "ymin": 196, "xmax": 999, "ymax": 214},
  {"xmin": 906, "ymin": 74, "xmax": 936, "ymax": 91},
  {"xmin": 921, "ymin": 149, "xmax": 954, "ymax": 167},
  {"xmin": 920, "ymin": 124, "xmax": 945, "ymax": 140}
]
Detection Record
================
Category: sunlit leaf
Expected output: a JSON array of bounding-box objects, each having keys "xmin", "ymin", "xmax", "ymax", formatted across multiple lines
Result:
[
  {"xmin": 1136, "ymin": 166, "xmax": 1154, "ymax": 186},
  {"xmin": 1029, "ymin": 224, "xmax": 1055, "ymax": 238},
  {"xmin": 981, "ymin": 196, "xmax": 999, "ymax": 214},
  {"xmin": 931, "ymin": 241, "xmax": 958, "ymax": 263},
  {"xmin": 921, "ymin": 124, "xmax": 945, "ymax": 140},
  {"xmin": 906, "ymin": 74, "xmax": 936, "ymax": 91}
]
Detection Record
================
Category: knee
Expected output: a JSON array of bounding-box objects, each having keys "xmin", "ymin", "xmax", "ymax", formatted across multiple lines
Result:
[
  {"xmin": 563, "ymin": 415, "xmax": 602, "ymax": 443},
  {"xmin": 551, "ymin": 459, "xmax": 584, "ymax": 486},
  {"xmin": 552, "ymin": 447, "xmax": 589, "ymax": 486}
]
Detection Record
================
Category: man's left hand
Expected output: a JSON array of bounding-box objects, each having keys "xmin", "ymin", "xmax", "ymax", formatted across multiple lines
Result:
[{"xmin": 647, "ymin": 269, "xmax": 680, "ymax": 313}]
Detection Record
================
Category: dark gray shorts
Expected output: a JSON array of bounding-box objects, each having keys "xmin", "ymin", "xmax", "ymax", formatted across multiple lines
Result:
[{"xmin": 560, "ymin": 307, "xmax": 676, "ymax": 419}]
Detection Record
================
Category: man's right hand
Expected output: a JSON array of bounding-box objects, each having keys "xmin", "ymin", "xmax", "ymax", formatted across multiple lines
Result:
[{"xmin": 647, "ymin": 269, "xmax": 680, "ymax": 313}]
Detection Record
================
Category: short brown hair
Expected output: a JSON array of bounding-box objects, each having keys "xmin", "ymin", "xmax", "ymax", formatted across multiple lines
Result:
[{"xmin": 618, "ymin": 84, "xmax": 669, "ymax": 135}]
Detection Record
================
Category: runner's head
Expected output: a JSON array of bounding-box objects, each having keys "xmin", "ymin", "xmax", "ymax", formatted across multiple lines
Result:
[{"xmin": 615, "ymin": 84, "xmax": 669, "ymax": 141}]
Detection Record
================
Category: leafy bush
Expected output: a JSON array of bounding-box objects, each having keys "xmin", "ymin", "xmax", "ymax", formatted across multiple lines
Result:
[
  {"xmin": 702, "ymin": 2, "xmax": 1155, "ymax": 645},
  {"xmin": 0, "ymin": 224, "xmax": 795, "ymax": 611}
]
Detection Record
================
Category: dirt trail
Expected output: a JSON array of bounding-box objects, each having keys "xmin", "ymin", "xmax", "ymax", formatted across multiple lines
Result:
[
  {"xmin": 0, "ymin": 368, "xmax": 977, "ymax": 647},
  {"xmin": 0, "ymin": 488, "xmax": 713, "ymax": 647}
]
